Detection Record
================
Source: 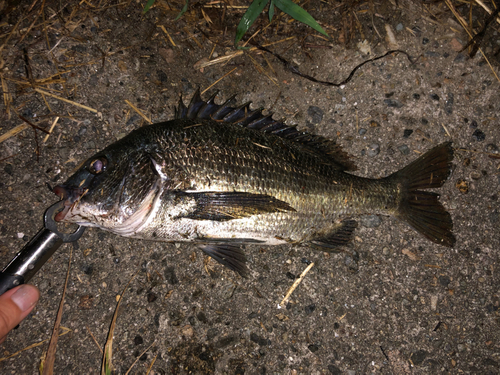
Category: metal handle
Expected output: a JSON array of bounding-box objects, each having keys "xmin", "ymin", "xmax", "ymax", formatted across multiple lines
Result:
[{"xmin": 0, "ymin": 201, "xmax": 85, "ymax": 295}]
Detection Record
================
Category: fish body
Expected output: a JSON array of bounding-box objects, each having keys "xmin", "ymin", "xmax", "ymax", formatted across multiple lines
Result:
[{"xmin": 54, "ymin": 91, "xmax": 454, "ymax": 275}]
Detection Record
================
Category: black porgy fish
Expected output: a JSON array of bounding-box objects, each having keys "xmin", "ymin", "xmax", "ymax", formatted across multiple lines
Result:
[{"xmin": 53, "ymin": 91, "xmax": 455, "ymax": 275}]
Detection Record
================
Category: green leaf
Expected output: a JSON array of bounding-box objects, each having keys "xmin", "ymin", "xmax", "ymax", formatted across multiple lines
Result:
[
  {"xmin": 274, "ymin": 0, "xmax": 329, "ymax": 38},
  {"xmin": 142, "ymin": 0, "xmax": 155, "ymax": 14},
  {"xmin": 234, "ymin": 0, "xmax": 270, "ymax": 46},
  {"xmin": 269, "ymin": 0, "xmax": 275, "ymax": 22},
  {"xmin": 175, "ymin": 0, "xmax": 189, "ymax": 21}
]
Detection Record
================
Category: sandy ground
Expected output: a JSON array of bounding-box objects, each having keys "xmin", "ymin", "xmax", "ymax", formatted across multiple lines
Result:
[{"xmin": 1, "ymin": 0, "xmax": 499, "ymax": 373}]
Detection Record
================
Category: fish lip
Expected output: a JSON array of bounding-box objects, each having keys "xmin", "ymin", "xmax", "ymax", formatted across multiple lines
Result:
[{"xmin": 52, "ymin": 184, "xmax": 84, "ymax": 221}]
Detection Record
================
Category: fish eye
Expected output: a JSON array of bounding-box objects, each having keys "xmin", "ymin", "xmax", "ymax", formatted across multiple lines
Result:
[{"xmin": 89, "ymin": 157, "xmax": 108, "ymax": 174}]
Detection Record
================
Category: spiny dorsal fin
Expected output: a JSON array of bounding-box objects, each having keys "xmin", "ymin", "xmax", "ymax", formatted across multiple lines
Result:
[{"xmin": 176, "ymin": 89, "xmax": 356, "ymax": 171}]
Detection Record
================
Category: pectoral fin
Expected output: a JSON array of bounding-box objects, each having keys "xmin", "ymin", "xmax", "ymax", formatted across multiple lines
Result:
[
  {"xmin": 199, "ymin": 244, "xmax": 248, "ymax": 277},
  {"xmin": 309, "ymin": 220, "xmax": 358, "ymax": 251},
  {"xmin": 180, "ymin": 192, "xmax": 295, "ymax": 221}
]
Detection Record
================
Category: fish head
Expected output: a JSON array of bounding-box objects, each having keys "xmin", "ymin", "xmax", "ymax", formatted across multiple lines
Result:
[{"xmin": 53, "ymin": 145, "xmax": 162, "ymax": 234}]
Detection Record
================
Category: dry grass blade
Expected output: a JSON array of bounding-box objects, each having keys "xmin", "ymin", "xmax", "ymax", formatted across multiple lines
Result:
[
  {"xmin": 43, "ymin": 117, "xmax": 60, "ymax": 143},
  {"xmin": 0, "ymin": 124, "xmax": 29, "ymax": 144},
  {"xmin": 124, "ymin": 100, "xmax": 152, "ymax": 124},
  {"xmin": 201, "ymin": 68, "xmax": 238, "ymax": 95},
  {"xmin": 86, "ymin": 326, "xmax": 103, "ymax": 355},
  {"xmin": 124, "ymin": 341, "xmax": 155, "ymax": 375},
  {"xmin": 0, "ymin": 327, "xmax": 71, "ymax": 362},
  {"xmin": 444, "ymin": 0, "xmax": 500, "ymax": 83},
  {"xmin": 146, "ymin": 354, "xmax": 158, "ymax": 375},
  {"xmin": 279, "ymin": 262, "xmax": 314, "ymax": 307},
  {"xmin": 101, "ymin": 272, "xmax": 137, "ymax": 375},
  {"xmin": 1, "ymin": 76, "xmax": 12, "ymax": 118},
  {"xmin": 41, "ymin": 247, "xmax": 73, "ymax": 375},
  {"xmin": 474, "ymin": 0, "xmax": 500, "ymax": 25},
  {"xmin": 34, "ymin": 88, "xmax": 98, "ymax": 113}
]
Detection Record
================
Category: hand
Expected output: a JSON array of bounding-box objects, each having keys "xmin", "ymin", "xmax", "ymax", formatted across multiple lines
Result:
[{"xmin": 0, "ymin": 284, "xmax": 40, "ymax": 344}]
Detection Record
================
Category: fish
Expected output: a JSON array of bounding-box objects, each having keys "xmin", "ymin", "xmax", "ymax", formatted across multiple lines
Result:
[{"xmin": 53, "ymin": 90, "xmax": 455, "ymax": 276}]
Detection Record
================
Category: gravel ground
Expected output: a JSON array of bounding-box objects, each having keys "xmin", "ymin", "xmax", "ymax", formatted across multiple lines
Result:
[{"xmin": 1, "ymin": 0, "xmax": 499, "ymax": 374}]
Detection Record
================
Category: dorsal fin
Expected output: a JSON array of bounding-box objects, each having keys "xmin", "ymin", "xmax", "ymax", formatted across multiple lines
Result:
[{"xmin": 176, "ymin": 89, "xmax": 356, "ymax": 171}]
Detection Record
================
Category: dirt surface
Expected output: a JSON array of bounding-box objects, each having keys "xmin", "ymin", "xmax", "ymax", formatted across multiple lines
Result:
[{"xmin": 1, "ymin": 0, "xmax": 500, "ymax": 373}]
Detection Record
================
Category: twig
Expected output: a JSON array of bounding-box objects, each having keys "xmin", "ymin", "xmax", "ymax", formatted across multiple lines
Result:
[
  {"xmin": 279, "ymin": 262, "xmax": 314, "ymax": 308},
  {"xmin": 124, "ymin": 100, "xmax": 152, "ymax": 124},
  {"xmin": 201, "ymin": 67, "xmax": 238, "ymax": 95},
  {"xmin": 35, "ymin": 88, "xmax": 98, "ymax": 113},
  {"xmin": 43, "ymin": 116, "xmax": 60, "ymax": 143},
  {"xmin": 41, "ymin": 246, "xmax": 73, "ymax": 375},
  {"xmin": 444, "ymin": 0, "xmax": 500, "ymax": 83},
  {"xmin": 125, "ymin": 341, "xmax": 156, "ymax": 375},
  {"xmin": 0, "ymin": 124, "xmax": 29, "ymax": 144}
]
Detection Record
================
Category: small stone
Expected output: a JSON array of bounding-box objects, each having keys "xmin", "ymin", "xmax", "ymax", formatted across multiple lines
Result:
[
  {"xmin": 359, "ymin": 128, "xmax": 367, "ymax": 135},
  {"xmin": 398, "ymin": 145, "xmax": 410, "ymax": 155},
  {"xmin": 384, "ymin": 98, "xmax": 404, "ymax": 108},
  {"xmin": 445, "ymin": 93, "xmax": 454, "ymax": 114},
  {"xmin": 454, "ymin": 53, "xmax": 467, "ymax": 62},
  {"xmin": 134, "ymin": 335, "xmax": 144, "ymax": 346},
  {"xmin": 411, "ymin": 350, "xmax": 428, "ymax": 366},
  {"xmin": 308, "ymin": 344, "xmax": 319, "ymax": 353},
  {"xmin": 305, "ymin": 304, "xmax": 316, "ymax": 315},
  {"xmin": 366, "ymin": 143, "xmax": 380, "ymax": 157},
  {"xmin": 413, "ymin": 93, "xmax": 421, "ymax": 99},
  {"xmin": 450, "ymin": 38, "xmax": 463, "ymax": 51},
  {"xmin": 485, "ymin": 144, "xmax": 498, "ymax": 153},
  {"xmin": 403, "ymin": 129, "xmax": 413, "ymax": 138},
  {"xmin": 422, "ymin": 37, "xmax": 429, "ymax": 45},
  {"xmin": 360, "ymin": 215, "xmax": 381, "ymax": 228},
  {"xmin": 438, "ymin": 275, "xmax": 451, "ymax": 287},
  {"xmin": 307, "ymin": 106, "xmax": 324, "ymax": 124},
  {"xmin": 429, "ymin": 93, "xmax": 440, "ymax": 101},
  {"xmin": 421, "ymin": 118, "xmax": 429, "ymax": 125},
  {"xmin": 470, "ymin": 119, "xmax": 478, "ymax": 128},
  {"xmin": 147, "ymin": 291, "xmax": 158, "ymax": 303},
  {"xmin": 472, "ymin": 129, "xmax": 486, "ymax": 141},
  {"xmin": 431, "ymin": 295, "xmax": 438, "ymax": 311},
  {"xmin": 396, "ymin": 23, "xmax": 403, "ymax": 31},
  {"xmin": 328, "ymin": 364, "xmax": 342, "ymax": 375}
]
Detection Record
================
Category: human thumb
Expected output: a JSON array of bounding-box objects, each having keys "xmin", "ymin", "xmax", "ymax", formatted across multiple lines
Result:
[{"xmin": 0, "ymin": 284, "xmax": 40, "ymax": 344}]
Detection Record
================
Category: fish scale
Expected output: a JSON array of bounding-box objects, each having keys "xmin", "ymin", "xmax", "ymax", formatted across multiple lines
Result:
[{"xmin": 53, "ymin": 91, "xmax": 455, "ymax": 276}]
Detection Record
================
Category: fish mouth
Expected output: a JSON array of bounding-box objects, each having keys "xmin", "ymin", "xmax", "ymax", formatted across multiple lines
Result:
[{"xmin": 53, "ymin": 185, "xmax": 85, "ymax": 222}]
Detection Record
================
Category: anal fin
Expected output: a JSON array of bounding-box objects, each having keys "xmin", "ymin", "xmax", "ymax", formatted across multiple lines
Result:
[
  {"xmin": 309, "ymin": 220, "xmax": 358, "ymax": 251},
  {"xmin": 199, "ymin": 244, "xmax": 248, "ymax": 277}
]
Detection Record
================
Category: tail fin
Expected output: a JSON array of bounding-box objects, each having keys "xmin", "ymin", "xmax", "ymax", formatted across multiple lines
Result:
[{"xmin": 389, "ymin": 142, "xmax": 455, "ymax": 247}]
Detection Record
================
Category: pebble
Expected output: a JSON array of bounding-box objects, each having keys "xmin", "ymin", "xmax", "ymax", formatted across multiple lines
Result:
[
  {"xmin": 472, "ymin": 129, "xmax": 486, "ymax": 141},
  {"xmin": 396, "ymin": 23, "xmax": 403, "ymax": 31},
  {"xmin": 445, "ymin": 93, "xmax": 454, "ymax": 114},
  {"xmin": 328, "ymin": 364, "xmax": 342, "ymax": 375},
  {"xmin": 307, "ymin": 106, "xmax": 324, "ymax": 124},
  {"xmin": 305, "ymin": 304, "xmax": 316, "ymax": 314},
  {"xmin": 398, "ymin": 144, "xmax": 410, "ymax": 155},
  {"xmin": 454, "ymin": 53, "xmax": 467, "ymax": 62},
  {"xmin": 438, "ymin": 275, "xmax": 451, "ymax": 287},
  {"xmin": 422, "ymin": 37, "xmax": 429, "ymax": 45},
  {"xmin": 413, "ymin": 93, "xmax": 420, "ymax": 99},
  {"xmin": 359, "ymin": 128, "xmax": 367, "ymax": 135},
  {"xmin": 429, "ymin": 93, "xmax": 440, "ymax": 101},
  {"xmin": 360, "ymin": 215, "xmax": 381, "ymax": 228},
  {"xmin": 134, "ymin": 335, "xmax": 144, "ymax": 346},
  {"xmin": 308, "ymin": 344, "xmax": 319, "ymax": 353},
  {"xmin": 485, "ymin": 143, "xmax": 498, "ymax": 153},
  {"xmin": 384, "ymin": 98, "xmax": 404, "ymax": 108},
  {"xmin": 366, "ymin": 143, "xmax": 380, "ymax": 157},
  {"xmin": 403, "ymin": 129, "xmax": 413, "ymax": 138}
]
